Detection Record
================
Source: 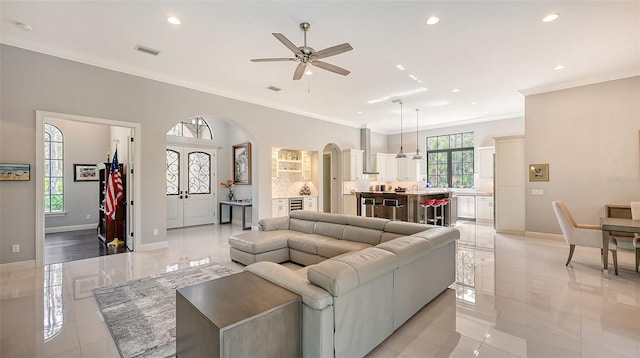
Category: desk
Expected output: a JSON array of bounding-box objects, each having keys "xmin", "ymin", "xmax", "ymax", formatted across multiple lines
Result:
[
  {"xmin": 600, "ymin": 217, "xmax": 640, "ymax": 276},
  {"xmin": 219, "ymin": 200, "xmax": 252, "ymax": 230}
]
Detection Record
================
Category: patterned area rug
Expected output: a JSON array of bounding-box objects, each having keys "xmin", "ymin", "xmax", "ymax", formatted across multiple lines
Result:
[{"xmin": 93, "ymin": 263, "xmax": 236, "ymax": 357}]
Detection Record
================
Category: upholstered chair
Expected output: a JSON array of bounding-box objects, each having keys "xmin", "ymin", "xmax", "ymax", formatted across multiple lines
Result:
[
  {"xmin": 631, "ymin": 202, "xmax": 640, "ymax": 272},
  {"xmin": 552, "ymin": 201, "xmax": 618, "ymax": 275}
]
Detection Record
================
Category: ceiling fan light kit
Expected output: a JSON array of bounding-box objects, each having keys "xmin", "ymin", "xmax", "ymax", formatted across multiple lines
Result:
[{"xmin": 251, "ymin": 22, "xmax": 353, "ymax": 80}]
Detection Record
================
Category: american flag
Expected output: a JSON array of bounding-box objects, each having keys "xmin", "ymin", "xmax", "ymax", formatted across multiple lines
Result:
[{"xmin": 105, "ymin": 149, "xmax": 123, "ymax": 221}]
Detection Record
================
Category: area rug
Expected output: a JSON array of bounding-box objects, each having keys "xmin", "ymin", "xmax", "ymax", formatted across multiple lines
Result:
[{"xmin": 93, "ymin": 263, "xmax": 236, "ymax": 358}]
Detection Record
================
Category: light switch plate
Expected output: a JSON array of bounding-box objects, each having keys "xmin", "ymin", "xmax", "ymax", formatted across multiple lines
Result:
[{"xmin": 531, "ymin": 189, "xmax": 544, "ymax": 195}]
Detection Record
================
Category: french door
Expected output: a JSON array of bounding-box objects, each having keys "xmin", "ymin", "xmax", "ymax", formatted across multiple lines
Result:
[{"xmin": 166, "ymin": 145, "xmax": 217, "ymax": 228}]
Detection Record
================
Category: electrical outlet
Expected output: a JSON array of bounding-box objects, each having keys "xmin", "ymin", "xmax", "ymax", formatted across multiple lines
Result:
[
  {"xmin": 11, "ymin": 244, "xmax": 20, "ymax": 253},
  {"xmin": 86, "ymin": 214, "xmax": 91, "ymax": 220},
  {"xmin": 153, "ymin": 229, "xmax": 159, "ymax": 236}
]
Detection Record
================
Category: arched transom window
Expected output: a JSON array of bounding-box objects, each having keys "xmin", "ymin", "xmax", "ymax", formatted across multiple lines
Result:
[{"xmin": 166, "ymin": 117, "xmax": 213, "ymax": 140}]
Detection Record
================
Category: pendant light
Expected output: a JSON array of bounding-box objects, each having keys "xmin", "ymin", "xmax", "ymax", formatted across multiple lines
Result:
[
  {"xmin": 412, "ymin": 109, "xmax": 423, "ymax": 160},
  {"xmin": 393, "ymin": 99, "xmax": 407, "ymax": 159}
]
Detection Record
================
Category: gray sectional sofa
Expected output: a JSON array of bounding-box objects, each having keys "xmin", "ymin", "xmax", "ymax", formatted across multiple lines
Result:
[{"xmin": 228, "ymin": 210, "xmax": 459, "ymax": 358}]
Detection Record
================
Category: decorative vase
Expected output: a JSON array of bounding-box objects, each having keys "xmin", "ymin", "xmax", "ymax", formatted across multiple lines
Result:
[{"xmin": 228, "ymin": 190, "xmax": 234, "ymax": 201}]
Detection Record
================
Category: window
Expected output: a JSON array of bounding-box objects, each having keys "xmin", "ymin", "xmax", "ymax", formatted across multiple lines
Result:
[
  {"xmin": 166, "ymin": 117, "xmax": 213, "ymax": 140},
  {"xmin": 426, "ymin": 132, "xmax": 474, "ymax": 188},
  {"xmin": 44, "ymin": 123, "xmax": 64, "ymax": 213}
]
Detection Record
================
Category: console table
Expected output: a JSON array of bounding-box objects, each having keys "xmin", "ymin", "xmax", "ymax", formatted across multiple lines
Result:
[
  {"xmin": 219, "ymin": 200, "xmax": 252, "ymax": 230},
  {"xmin": 176, "ymin": 271, "xmax": 301, "ymax": 358}
]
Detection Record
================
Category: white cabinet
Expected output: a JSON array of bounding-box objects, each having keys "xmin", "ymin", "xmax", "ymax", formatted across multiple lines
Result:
[
  {"xmin": 476, "ymin": 196, "xmax": 494, "ymax": 222},
  {"xmin": 456, "ymin": 195, "xmax": 476, "ymax": 219},
  {"xmin": 272, "ymin": 199, "xmax": 289, "ymax": 217},
  {"xmin": 343, "ymin": 149, "xmax": 364, "ymax": 181},
  {"xmin": 372, "ymin": 153, "xmax": 397, "ymax": 181},
  {"xmin": 477, "ymin": 146, "xmax": 495, "ymax": 179},
  {"xmin": 396, "ymin": 158, "xmax": 420, "ymax": 181},
  {"xmin": 303, "ymin": 196, "xmax": 318, "ymax": 211},
  {"xmin": 301, "ymin": 153, "xmax": 312, "ymax": 180}
]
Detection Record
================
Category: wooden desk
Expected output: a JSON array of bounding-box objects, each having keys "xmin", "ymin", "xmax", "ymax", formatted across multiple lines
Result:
[
  {"xmin": 219, "ymin": 200, "xmax": 252, "ymax": 230},
  {"xmin": 176, "ymin": 271, "xmax": 301, "ymax": 358},
  {"xmin": 600, "ymin": 217, "xmax": 640, "ymax": 276}
]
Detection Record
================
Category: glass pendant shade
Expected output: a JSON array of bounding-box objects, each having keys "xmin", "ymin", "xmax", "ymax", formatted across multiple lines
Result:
[
  {"xmin": 395, "ymin": 100, "xmax": 406, "ymax": 158},
  {"xmin": 413, "ymin": 108, "xmax": 423, "ymax": 160}
]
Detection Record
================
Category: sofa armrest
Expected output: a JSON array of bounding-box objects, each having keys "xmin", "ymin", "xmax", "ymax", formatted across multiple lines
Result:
[
  {"xmin": 245, "ymin": 262, "xmax": 332, "ymax": 310},
  {"xmin": 258, "ymin": 216, "xmax": 290, "ymax": 231}
]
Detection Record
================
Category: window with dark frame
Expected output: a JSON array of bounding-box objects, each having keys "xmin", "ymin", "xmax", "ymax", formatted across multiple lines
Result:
[{"xmin": 426, "ymin": 132, "xmax": 474, "ymax": 188}]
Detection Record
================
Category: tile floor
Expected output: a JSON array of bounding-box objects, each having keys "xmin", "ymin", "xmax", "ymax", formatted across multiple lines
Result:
[{"xmin": 1, "ymin": 221, "xmax": 639, "ymax": 357}]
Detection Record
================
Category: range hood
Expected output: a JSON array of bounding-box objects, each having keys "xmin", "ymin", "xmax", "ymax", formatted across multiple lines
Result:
[{"xmin": 360, "ymin": 128, "xmax": 379, "ymax": 175}]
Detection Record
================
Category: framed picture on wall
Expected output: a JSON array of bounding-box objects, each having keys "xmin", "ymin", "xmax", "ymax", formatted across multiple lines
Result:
[
  {"xmin": 233, "ymin": 142, "xmax": 251, "ymax": 185},
  {"xmin": 0, "ymin": 163, "xmax": 30, "ymax": 181},
  {"xmin": 74, "ymin": 164, "xmax": 99, "ymax": 182},
  {"xmin": 529, "ymin": 163, "xmax": 549, "ymax": 181}
]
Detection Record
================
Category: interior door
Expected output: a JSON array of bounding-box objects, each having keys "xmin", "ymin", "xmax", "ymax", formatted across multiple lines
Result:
[
  {"xmin": 126, "ymin": 133, "xmax": 134, "ymax": 251},
  {"xmin": 166, "ymin": 145, "xmax": 217, "ymax": 228}
]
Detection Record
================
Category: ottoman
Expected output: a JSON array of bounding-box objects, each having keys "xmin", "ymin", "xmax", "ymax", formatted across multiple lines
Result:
[{"xmin": 228, "ymin": 230, "xmax": 295, "ymax": 265}]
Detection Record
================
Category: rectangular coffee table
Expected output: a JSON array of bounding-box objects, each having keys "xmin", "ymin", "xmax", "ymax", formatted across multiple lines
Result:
[{"xmin": 176, "ymin": 271, "xmax": 301, "ymax": 358}]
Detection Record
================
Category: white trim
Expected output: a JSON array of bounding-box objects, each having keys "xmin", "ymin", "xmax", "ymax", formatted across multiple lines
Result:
[
  {"xmin": 45, "ymin": 224, "xmax": 97, "ymax": 234},
  {"xmin": 0, "ymin": 260, "xmax": 36, "ymax": 272},
  {"xmin": 520, "ymin": 70, "xmax": 640, "ymax": 96},
  {"xmin": 36, "ymin": 110, "xmax": 142, "ymax": 268},
  {"xmin": 136, "ymin": 241, "xmax": 169, "ymax": 251},
  {"xmin": 524, "ymin": 231, "xmax": 564, "ymax": 241},
  {"xmin": 495, "ymin": 229, "xmax": 524, "ymax": 236}
]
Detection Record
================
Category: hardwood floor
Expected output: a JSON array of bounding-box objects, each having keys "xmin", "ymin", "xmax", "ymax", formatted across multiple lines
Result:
[{"xmin": 44, "ymin": 229, "xmax": 128, "ymax": 264}]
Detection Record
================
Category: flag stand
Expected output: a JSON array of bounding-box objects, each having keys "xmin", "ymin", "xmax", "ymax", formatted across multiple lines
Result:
[{"xmin": 106, "ymin": 139, "xmax": 125, "ymax": 248}]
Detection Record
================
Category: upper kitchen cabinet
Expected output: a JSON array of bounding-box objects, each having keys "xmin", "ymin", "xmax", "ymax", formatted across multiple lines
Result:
[
  {"xmin": 396, "ymin": 157, "xmax": 422, "ymax": 181},
  {"xmin": 477, "ymin": 146, "xmax": 495, "ymax": 179},
  {"xmin": 272, "ymin": 148, "xmax": 317, "ymax": 182},
  {"xmin": 372, "ymin": 153, "xmax": 397, "ymax": 181},
  {"xmin": 343, "ymin": 149, "xmax": 364, "ymax": 181}
]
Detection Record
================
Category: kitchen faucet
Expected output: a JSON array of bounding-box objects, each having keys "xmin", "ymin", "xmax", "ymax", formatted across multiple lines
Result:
[{"xmin": 411, "ymin": 184, "xmax": 419, "ymax": 193}]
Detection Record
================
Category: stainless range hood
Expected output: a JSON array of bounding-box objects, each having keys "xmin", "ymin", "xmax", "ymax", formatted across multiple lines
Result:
[{"xmin": 360, "ymin": 128, "xmax": 379, "ymax": 175}]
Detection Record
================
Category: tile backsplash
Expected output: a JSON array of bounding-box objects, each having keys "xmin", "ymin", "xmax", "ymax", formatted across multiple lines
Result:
[{"xmin": 272, "ymin": 173, "xmax": 317, "ymax": 198}]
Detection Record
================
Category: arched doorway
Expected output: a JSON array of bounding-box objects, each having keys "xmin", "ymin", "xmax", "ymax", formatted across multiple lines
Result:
[{"xmin": 322, "ymin": 143, "xmax": 343, "ymax": 213}]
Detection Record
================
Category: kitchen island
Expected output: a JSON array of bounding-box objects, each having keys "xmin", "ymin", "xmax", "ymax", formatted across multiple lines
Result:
[{"xmin": 355, "ymin": 190, "xmax": 456, "ymax": 226}]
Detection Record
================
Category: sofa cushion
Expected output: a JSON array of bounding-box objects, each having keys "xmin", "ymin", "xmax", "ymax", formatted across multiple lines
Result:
[
  {"xmin": 290, "ymin": 218, "xmax": 317, "ymax": 233},
  {"xmin": 342, "ymin": 226, "xmax": 383, "ymax": 245},
  {"xmin": 384, "ymin": 221, "xmax": 433, "ymax": 236},
  {"xmin": 410, "ymin": 227, "xmax": 460, "ymax": 249},
  {"xmin": 380, "ymin": 232, "xmax": 404, "ymax": 243},
  {"xmin": 346, "ymin": 216, "xmax": 389, "ymax": 231},
  {"xmin": 308, "ymin": 248, "xmax": 398, "ymax": 296},
  {"xmin": 317, "ymin": 240, "xmax": 372, "ymax": 259},
  {"xmin": 245, "ymin": 262, "xmax": 333, "ymax": 310},
  {"xmin": 288, "ymin": 234, "xmax": 334, "ymax": 255},
  {"xmin": 313, "ymin": 222, "xmax": 346, "ymax": 240},
  {"xmin": 259, "ymin": 216, "xmax": 290, "ymax": 231},
  {"xmin": 376, "ymin": 236, "xmax": 436, "ymax": 265},
  {"xmin": 316, "ymin": 212, "xmax": 348, "ymax": 225},
  {"xmin": 228, "ymin": 230, "xmax": 294, "ymax": 254}
]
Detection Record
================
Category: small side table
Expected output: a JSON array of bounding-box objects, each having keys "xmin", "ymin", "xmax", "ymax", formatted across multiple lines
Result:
[
  {"xmin": 219, "ymin": 200, "xmax": 252, "ymax": 230},
  {"xmin": 176, "ymin": 271, "xmax": 301, "ymax": 358}
]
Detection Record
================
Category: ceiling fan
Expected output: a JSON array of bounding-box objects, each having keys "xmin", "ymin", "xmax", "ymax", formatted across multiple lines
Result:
[{"xmin": 251, "ymin": 22, "xmax": 353, "ymax": 80}]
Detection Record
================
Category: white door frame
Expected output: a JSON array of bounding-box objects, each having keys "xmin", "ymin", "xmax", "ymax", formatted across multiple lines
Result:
[{"xmin": 35, "ymin": 110, "xmax": 142, "ymax": 267}]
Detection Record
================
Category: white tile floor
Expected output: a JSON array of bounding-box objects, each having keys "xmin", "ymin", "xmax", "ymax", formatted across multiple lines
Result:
[{"xmin": 1, "ymin": 221, "xmax": 639, "ymax": 357}]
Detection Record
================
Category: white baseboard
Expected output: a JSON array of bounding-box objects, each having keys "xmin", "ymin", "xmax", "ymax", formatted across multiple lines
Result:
[
  {"xmin": 0, "ymin": 260, "xmax": 36, "ymax": 272},
  {"xmin": 136, "ymin": 241, "xmax": 168, "ymax": 251},
  {"xmin": 496, "ymin": 228, "xmax": 524, "ymax": 236},
  {"xmin": 45, "ymin": 223, "xmax": 98, "ymax": 234},
  {"xmin": 525, "ymin": 231, "xmax": 564, "ymax": 241}
]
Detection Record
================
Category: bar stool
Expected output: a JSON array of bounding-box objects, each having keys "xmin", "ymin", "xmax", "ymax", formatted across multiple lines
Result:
[
  {"xmin": 362, "ymin": 197, "xmax": 379, "ymax": 218},
  {"xmin": 419, "ymin": 199, "xmax": 436, "ymax": 224},
  {"xmin": 383, "ymin": 198, "xmax": 404, "ymax": 221},
  {"xmin": 433, "ymin": 198, "xmax": 451, "ymax": 226}
]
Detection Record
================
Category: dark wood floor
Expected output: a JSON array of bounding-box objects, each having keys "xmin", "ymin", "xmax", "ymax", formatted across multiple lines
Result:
[{"xmin": 45, "ymin": 229, "xmax": 128, "ymax": 265}]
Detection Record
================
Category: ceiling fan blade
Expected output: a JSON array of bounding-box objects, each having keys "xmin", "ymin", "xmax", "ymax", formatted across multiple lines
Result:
[
  {"xmin": 312, "ymin": 43, "xmax": 353, "ymax": 60},
  {"xmin": 273, "ymin": 33, "xmax": 303, "ymax": 56},
  {"xmin": 293, "ymin": 62, "xmax": 307, "ymax": 80},
  {"xmin": 251, "ymin": 58, "xmax": 297, "ymax": 62},
  {"xmin": 311, "ymin": 60, "xmax": 350, "ymax": 76}
]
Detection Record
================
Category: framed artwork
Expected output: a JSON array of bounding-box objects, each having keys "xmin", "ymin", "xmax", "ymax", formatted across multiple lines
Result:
[
  {"xmin": 74, "ymin": 164, "xmax": 99, "ymax": 182},
  {"xmin": 0, "ymin": 163, "xmax": 30, "ymax": 181},
  {"xmin": 233, "ymin": 142, "xmax": 251, "ymax": 185},
  {"xmin": 529, "ymin": 163, "xmax": 549, "ymax": 181}
]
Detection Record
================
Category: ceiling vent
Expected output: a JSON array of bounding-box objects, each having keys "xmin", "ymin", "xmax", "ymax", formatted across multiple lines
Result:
[
  {"xmin": 267, "ymin": 86, "xmax": 282, "ymax": 92},
  {"xmin": 135, "ymin": 45, "xmax": 161, "ymax": 56}
]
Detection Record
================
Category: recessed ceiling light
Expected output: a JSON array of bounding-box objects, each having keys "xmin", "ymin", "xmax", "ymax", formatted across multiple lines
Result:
[
  {"xmin": 15, "ymin": 22, "xmax": 32, "ymax": 31},
  {"xmin": 542, "ymin": 13, "xmax": 560, "ymax": 22},
  {"xmin": 553, "ymin": 65, "xmax": 565, "ymax": 70},
  {"xmin": 470, "ymin": 102, "xmax": 477, "ymax": 105},
  {"xmin": 167, "ymin": 16, "xmax": 181, "ymax": 25},
  {"xmin": 452, "ymin": 88, "xmax": 460, "ymax": 93},
  {"xmin": 357, "ymin": 111, "xmax": 363, "ymax": 114},
  {"xmin": 426, "ymin": 16, "xmax": 440, "ymax": 25},
  {"xmin": 396, "ymin": 64, "xmax": 405, "ymax": 71}
]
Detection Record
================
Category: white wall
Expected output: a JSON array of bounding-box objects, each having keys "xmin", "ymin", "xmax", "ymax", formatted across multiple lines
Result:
[
  {"xmin": 43, "ymin": 118, "xmax": 109, "ymax": 229},
  {"xmin": 525, "ymin": 76, "xmax": 640, "ymax": 234},
  {"xmin": 0, "ymin": 45, "xmax": 361, "ymax": 264}
]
